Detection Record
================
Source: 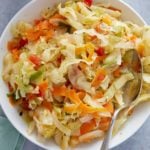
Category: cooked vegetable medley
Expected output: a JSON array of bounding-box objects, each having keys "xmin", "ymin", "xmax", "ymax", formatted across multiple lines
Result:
[{"xmin": 2, "ymin": 0, "xmax": 150, "ymax": 149}]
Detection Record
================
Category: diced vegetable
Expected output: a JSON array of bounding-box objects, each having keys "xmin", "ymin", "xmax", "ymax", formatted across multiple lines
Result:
[
  {"xmin": 84, "ymin": 0, "xmax": 93, "ymax": 6},
  {"xmin": 96, "ymin": 47, "xmax": 105, "ymax": 56},
  {"xmin": 103, "ymin": 102, "xmax": 114, "ymax": 114},
  {"xmin": 42, "ymin": 100, "xmax": 52, "ymax": 111},
  {"xmin": 30, "ymin": 70, "xmax": 43, "ymax": 81},
  {"xmin": 7, "ymin": 38, "xmax": 28, "ymax": 51},
  {"xmin": 29, "ymin": 54, "xmax": 41, "ymax": 67},
  {"xmin": 39, "ymin": 81, "xmax": 48, "ymax": 97}
]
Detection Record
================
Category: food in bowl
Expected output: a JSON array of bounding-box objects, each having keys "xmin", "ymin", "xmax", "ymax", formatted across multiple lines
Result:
[{"xmin": 2, "ymin": 0, "xmax": 150, "ymax": 149}]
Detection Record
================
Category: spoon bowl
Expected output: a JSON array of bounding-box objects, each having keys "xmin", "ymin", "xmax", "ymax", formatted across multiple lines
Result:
[{"xmin": 122, "ymin": 49, "xmax": 143, "ymax": 105}]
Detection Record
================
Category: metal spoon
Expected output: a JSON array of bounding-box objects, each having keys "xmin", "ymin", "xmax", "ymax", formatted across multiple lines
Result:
[{"xmin": 101, "ymin": 49, "xmax": 143, "ymax": 150}]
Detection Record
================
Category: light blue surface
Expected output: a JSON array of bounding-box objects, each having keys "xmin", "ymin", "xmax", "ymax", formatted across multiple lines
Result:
[
  {"xmin": 0, "ymin": 107, "xmax": 25, "ymax": 150},
  {"xmin": 0, "ymin": 0, "xmax": 150, "ymax": 150}
]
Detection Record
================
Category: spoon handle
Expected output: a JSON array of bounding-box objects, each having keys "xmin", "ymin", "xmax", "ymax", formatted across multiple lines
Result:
[{"xmin": 100, "ymin": 107, "xmax": 124, "ymax": 150}]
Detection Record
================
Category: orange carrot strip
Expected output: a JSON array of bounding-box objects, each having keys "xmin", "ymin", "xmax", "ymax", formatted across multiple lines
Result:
[
  {"xmin": 29, "ymin": 54, "xmax": 41, "ymax": 67},
  {"xmin": 113, "ymin": 68, "xmax": 121, "ymax": 78},
  {"xmin": 53, "ymin": 86, "xmax": 80, "ymax": 104},
  {"xmin": 130, "ymin": 35, "xmax": 137, "ymax": 43},
  {"xmin": 11, "ymin": 49, "xmax": 20, "ymax": 61},
  {"xmin": 7, "ymin": 39, "xmax": 20, "ymax": 51},
  {"xmin": 77, "ymin": 92, "xmax": 86, "ymax": 100},
  {"xmin": 95, "ymin": 23, "xmax": 102, "ymax": 33},
  {"xmin": 67, "ymin": 89, "xmax": 81, "ymax": 104},
  {"xmin": 80, "ymin": 119, "xmax": 96, "ymax": 135},
  {"xmin": 39, "ymin": 81, "xmax": 48, "ymax": 97},
  {"xmin": 79, "ymin": 103, "xmax": 108, "ymax": 114},
  {"xmin": 26, "ymin": 29, "xmax": 42, "ymax": 42},
  {"xmin": 53, "ymin": 85, "xmax": 68, "ymax": 97},
  {"xmin": 42, "ymin": 100, "xmax": 52, "ymax": 111},
  {"xmin": 53, "ymin": 86, "xmax": 108, "ymax": 114},
  {"xmin": 64, "ymin": 104, "xmax": 78, "ymax": 113},
  {"xmin": 103, "ymin": 102, "xmax": 114, "ymax": 114},
  {"xmin": 35, "ymin": 20, "xmax": 50, "ymax": 30},
  {"xmin": 93, "ymin": 91, "xmax": 104, "ymax": 99},
  {"xmin": 91, "ymin": 68, "xmax": 106, "ymax": 87},
  {"xmin": 44, "ymin": 29, "xmax": 54, "ymax": 41}
]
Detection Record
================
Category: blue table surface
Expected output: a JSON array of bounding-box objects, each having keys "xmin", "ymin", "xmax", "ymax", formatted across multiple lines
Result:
[{"xmin": 0, "ymin": 0, "xmax": 150, "ymax": 150}]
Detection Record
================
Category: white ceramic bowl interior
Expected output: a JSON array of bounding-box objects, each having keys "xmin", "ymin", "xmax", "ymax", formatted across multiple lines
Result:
[{"xmin": 0, "ymin": 0, "xmax": 150, "ymax": 150}]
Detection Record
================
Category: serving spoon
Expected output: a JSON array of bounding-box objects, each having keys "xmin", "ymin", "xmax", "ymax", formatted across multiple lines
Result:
[{"xmin": 101, "ymin": 49, "xmax": 143, "ymax": 150}]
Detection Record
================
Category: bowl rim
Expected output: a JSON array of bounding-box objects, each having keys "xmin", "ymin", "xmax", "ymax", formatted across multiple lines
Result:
[{"xmin": 0, "ymin": 0, "xmax": 149, "ymax": 150}]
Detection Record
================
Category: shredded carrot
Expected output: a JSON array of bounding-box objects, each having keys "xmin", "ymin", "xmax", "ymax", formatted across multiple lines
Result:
[
  {"xmin": 93, "ymin": 91, "xmax": 104, "ymax": 99},
  {"xmin": 29, "ymin": 54, "xmax": 41, "ymax": 67},
  {"xmin": 77, "ymin": 92, "xmax": 86, "ymax": 100},
  {"xmin": 92, "ymin": 112, "xmax": 101, "ymax": 119},
  {"xmin": 25, "ymin": 19, "xmax": 55, "ymax": 42},
  {"xmin": 130, "ymin": 35, "xmax": 137, "ymax": 43},
  {"xmin": 53, "ymin": 86, "xmax": 80, "ymax": 104},
  {"xmin": 67, "ymin": 89, "xmax": 82, "ymax": 104},
  {"xmin": 26, "ymin": 29, "xmax": 42, "ymax": 42},
  {"xmin": 44, "ymin": 29, "xmax": 55, "ymax": 41},
  {"xmin": 95, "ymin": 23, "xmax": 102, "ymax": 33},
  {"xmin": 92, "ymin": 56, "xmax": 106, "ymax": 69},
  {"xmin": 7, "ymin": 38, "xmax": 28, "ymax": 51},
  {"xmin": 26, "ymin": 93, "xmax": 37, "ymax": 101},
  {"xmin": 113, "ymin": 67, "xmax": 121, "ymax": 77},
  {"xmin": 11, "ymin": 49, "xmax": 20, "ymax": 61},
  {"xmin": 7, "ymin": 39, "xmax": 20, "ymax": 51},
  {"xmin": 64, "ymin": 104, "xmax": 78, "ymax": 113},
  {"xmin": 91, "ymin": 68, "xmax": 106, "ymax": 87},
  {"xmin": 39, "ymin": 81, "xmax": 48, "ymax": 97},
  {"xmin": 80, "ymin": 119, "xmax": 96, "ymax": 135},
  {"xmin": 42, "ymin": 100, "xmax": 52, "ymax": 111},
  {"xmin": 53, "ymin": 86, "xmax": 108, "ymax": 114},
  {"xmin": 79, "ymin": 103, "xmax": 108, "ymax": 114},
  {"xmin": 35, "ymin": 20, "xmax": 50, "ymax": 30},
  {"xmin": 103, "ymin": 102, "xmax": 114, "ymax": 114},
  {"xmin": 75, "ymin": 47, "xmax": 85, "ymax": 56},
  {"xmin": 53, "ymin": 85, "xmax": 68, "ymax": 97},
  {"xmin": 34, "ymin": 19, "xmax": 43, "ymax": 25}
]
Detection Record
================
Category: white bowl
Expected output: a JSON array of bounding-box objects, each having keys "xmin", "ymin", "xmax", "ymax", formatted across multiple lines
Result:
[{"xmin": 0, "ymin": 0, "xmax": 150, "ymax": 149}]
